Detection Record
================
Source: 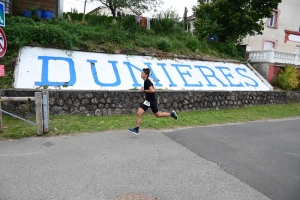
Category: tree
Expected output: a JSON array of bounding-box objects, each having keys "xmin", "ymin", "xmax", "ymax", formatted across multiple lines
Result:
[
  {"xmin": 97, "ymin": 0, "xmax": 163, "ymax": 18},
  {"xmin": 193, "ymin": 0, "xmax": 282, "ymax": 42}
]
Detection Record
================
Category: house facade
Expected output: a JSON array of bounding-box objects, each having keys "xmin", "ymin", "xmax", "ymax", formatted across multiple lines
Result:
[
  {"xmin": 87, "ymin": 6, "xmax": 136, "ymax": 17},
  {"xmin": 242, "ymin": 0, "xmax": 300, "ymax": 81},
  {"xmin": 186, "ymin": 15, "xmax": 196, "ymax": 32}
]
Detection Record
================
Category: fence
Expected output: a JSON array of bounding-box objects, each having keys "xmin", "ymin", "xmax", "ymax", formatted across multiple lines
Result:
[
  {"xmin": 0, "ymin": 91, "xmax": 49, "ymax": 136},
  {"xmin": 248, "ymin": 49, "xmax": 300, "ymax": 65}
]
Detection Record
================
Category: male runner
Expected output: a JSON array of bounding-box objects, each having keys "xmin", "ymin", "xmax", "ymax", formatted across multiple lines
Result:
[{"xmin": 128, "ymin": 68, "xmax": 178, "ymax": 134}]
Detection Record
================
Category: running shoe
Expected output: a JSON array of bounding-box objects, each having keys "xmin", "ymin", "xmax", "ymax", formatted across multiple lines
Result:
[
  {"xmin": 128, "ymin": 127, "xmax": 139, "ymax": 135},
  {"xmin": 171, "ymin": 110, "xmax": 178, "ymax": 120}
]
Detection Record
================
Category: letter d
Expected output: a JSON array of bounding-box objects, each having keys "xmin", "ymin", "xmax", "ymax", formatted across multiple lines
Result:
[{"xmin": 35, "ymin": 56, "xmax": 76, "ymax": 87}]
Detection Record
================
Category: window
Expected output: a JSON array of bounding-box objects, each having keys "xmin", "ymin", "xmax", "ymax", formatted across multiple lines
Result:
[
  {"xmin": 262, "ymin": 39, "xmax": 278, "ymax": 50},
  {"xmin": 267, "ymin": 10, "xmax": 280, "ymax": 28},
  {"xmin": 268, "ymin": 12, "xmax": 276, "ymax": 27},
  {"xmin": 264, "ymin": 41, "xmax": 274, "ymax": 50}
]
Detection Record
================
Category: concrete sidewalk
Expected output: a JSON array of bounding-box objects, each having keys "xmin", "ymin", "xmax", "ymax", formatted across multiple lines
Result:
[{"xmin": 0, "ymin": 130, "xmax": 269, "ymax": 200}]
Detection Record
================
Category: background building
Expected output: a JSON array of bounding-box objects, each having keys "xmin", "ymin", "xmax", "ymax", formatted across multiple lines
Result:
[
  {"xmin": 242, "ymin": 0, "xmax": 300, "ymax": 81},
  {"xmin": 87, "ymin": 6, "xmax": 136, "ymax": 17}
]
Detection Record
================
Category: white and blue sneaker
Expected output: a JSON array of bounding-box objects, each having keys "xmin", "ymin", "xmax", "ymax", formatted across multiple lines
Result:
[
  {"xmin": 171, "ymin": 110, "xmax": 178, "ymax": 120},
  {"xmin": 128, "ymin": 127, "xmax": 139, "ymax": 135}
]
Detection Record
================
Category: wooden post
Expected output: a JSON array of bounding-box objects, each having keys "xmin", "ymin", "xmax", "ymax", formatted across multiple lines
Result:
[
  {"xmin": 35, "ymin": 92, "xmax": 43, "ymax": 136},
  {"xmin": 42, "ymin": 91, "xmax": 49, "ymax": 133},
  {"xmin": 0, "ymin": 99, "xmax": 3, "ymax": 133}
]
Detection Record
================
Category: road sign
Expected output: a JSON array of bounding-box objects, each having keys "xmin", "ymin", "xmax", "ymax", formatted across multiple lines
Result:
[
  {"xmin": 0, "ymin": 65, "xmax": 5, "ymax": 76},
  {"xmin": 0, "ymin": 2, "xmax": 5, "ymax": 27},
  {"xmin": 0, "ymin": 28, "xmax": 6, "ymax": 57}
]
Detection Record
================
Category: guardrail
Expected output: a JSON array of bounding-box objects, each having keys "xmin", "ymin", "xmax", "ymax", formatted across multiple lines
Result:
[
  {"xmin": 0, "ymin": 91, "xmax": 49, "ymax": 136},
  {"xmin": 248, "ymin": 49, "xmax": 300, "ymax": 65}
]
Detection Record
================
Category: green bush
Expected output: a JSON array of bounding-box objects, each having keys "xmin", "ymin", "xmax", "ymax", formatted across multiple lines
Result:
[
  {"xmin": 278, "ymin": 65, "xmax": 299, "ymax": 91},
  {"xmin": 218, "ymin": 39, "xmax": 239, "ymax": 58},
  {"xmin": 135, "ymin": 35, "xmax": 154, "ymax": 47},
  {"xmin": 171, "ymin": 39, "xmax": 187, "ymax": 52},
  {"xmin": 270, "ymin": 76, "xmax": 280, "ymax": 88},
  {"xmin": 122, "ymin": 15, "xmax": 140, "ymax": 33},
  {"xmin": 198, "ymin": 40, "xmax": 209, "ymax": 53},
  {"xmin": 156, "ymin": 37, "xmax": 172, "ymax": 52},
  {"xmin": 186, "ymin": 35, "xmax": 200, "ymax": 52}
]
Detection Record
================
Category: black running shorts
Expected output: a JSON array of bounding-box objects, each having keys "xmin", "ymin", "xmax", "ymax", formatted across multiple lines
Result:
[{"xmin": 140, "ymin": 100, "xmax": 158, "ymax": 113}]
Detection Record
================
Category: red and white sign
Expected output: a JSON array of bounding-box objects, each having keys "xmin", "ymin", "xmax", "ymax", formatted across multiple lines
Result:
[
  {"xmin": 0, "ymin": 28, "xmax": 6, "ymax": 57},
  {"xmin": 0, "ymin": 65, "xmax": 5, "ymax": 76}
]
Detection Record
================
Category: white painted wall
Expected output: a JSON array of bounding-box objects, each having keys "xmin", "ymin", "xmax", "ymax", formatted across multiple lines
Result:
[{"xmin": 14, "ymin": 46, "xmax": 271, "ymax": 91}]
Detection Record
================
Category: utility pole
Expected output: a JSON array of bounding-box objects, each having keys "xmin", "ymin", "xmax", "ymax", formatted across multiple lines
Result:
[
  {"xmin": 182, "ymin": 7, "xmax": 188, "ymax": 31},
  {"xmin": 83, "ymin": 0, "xmax": 87, "ymax": 20}
]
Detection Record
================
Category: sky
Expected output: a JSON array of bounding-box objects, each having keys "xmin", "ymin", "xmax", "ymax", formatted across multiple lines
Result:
[{"xmin": 63, "ymin": 0, "xmax": 197, "ymax": 17}]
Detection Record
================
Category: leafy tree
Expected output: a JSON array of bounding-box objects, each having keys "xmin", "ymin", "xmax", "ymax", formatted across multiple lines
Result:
[
  {"xmin": 193, "ymin": 0, "xmax": 282, "ymax": 42},
  {"xmin": 96, "ymin": 0, "xmax": 163, "ymax": 18}
]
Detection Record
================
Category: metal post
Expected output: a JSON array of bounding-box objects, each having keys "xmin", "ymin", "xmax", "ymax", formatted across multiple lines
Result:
[
  {"xmin": 0, "ymin": 98, "xmax": 3, "ymax": 133},
  {"xmin": 35, "ymin": 92, "xmax": 43, "ymax": 136},
  {"xmin": 42, "ymin": 91, "xmax": 49, "ymax": 133}
]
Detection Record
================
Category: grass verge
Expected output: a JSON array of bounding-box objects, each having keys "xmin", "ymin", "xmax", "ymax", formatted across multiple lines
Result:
[{"xmin": 1, "ymin": 103, "xmax": 300, "ymax": 140}]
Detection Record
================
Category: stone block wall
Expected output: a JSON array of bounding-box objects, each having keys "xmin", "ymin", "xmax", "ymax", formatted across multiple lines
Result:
[{"xmin": 0, "ymin": 89, "xmax": 300, "ymax": 117}]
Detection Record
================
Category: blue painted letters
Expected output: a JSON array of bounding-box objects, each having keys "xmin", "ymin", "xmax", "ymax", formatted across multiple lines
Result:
[
  {"xmin": 195, "ymin": 66, "xmax": 228, "ymax": 87},
  {"xmin": 35, "ymin": 56, "xmax": 76, "ymax": 87},
  {"xmin": 236, "ymin": 68, "xmax": 259, "ymax": 87},
  {"xmin": 215, "ymin": 66, "xmax": 244, "ymax": 87},
  {"xmin": 171, "ymin": 64, "xmax": 203, "ymax": 87},
  {"xmin": 123, "ymin": 62, "xmax": 142, "ymax": 87},
  {"xmin": 87, "ymin": 60, "xmax": 121, "ymax": 87},
  {"xmin": 157, "ymin": 63, "xmax": 177, "ymax": 87}
]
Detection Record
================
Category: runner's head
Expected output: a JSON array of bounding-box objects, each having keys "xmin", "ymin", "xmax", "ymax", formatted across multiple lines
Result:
[{"xmin": 142, "ymin": 68, "xmax": 150, "ymax": 79}]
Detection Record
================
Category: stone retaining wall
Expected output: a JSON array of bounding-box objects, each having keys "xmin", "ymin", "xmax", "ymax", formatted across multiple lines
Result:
[{"xmin": 1, "ymin": 89, "xmax": 300, "ymax": 117}]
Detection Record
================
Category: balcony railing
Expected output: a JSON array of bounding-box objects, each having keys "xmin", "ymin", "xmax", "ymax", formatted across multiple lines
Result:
[{"xmin": 247, "ymin": 49, "xmax": 300, "ymax": 65}]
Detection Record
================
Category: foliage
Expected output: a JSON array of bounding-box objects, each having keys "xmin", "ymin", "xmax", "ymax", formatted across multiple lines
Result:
[
  {"xmin": 186, "ymin": 35, "xmax": 200, "ymax": 52},
  {"xmin": 135, "ymin": 34, "xmax": 155, "ymax": 47},
  {"xmin": 97, "ymin": 0, "xmax": 163, "ymax": 18},
  {"xmin": 278, "ymin": 65, "xmax": 299, "ymax": 91},
  {"xmin": 218, "ymin": 39, "xmax": 239, "ymax": 58},
  {"xmin": 150, "ymin": 7, "xmax": 181, "ymax": 36},
  {"xmin": 156, "ymin": 37, "xmax": 172, "ymax": 52},
  {"xmin": 270, "ymin": 76, "xmax": 280, "ymax": 88},
  {"xmin": 194, "ymin": 0, "xmax": 282, "ymax": 42}
]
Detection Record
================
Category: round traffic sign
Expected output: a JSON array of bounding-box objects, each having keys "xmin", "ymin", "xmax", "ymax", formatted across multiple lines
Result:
[{"xmin": 0, "ymin": 28, "xmax": 7, "ymax": 57}]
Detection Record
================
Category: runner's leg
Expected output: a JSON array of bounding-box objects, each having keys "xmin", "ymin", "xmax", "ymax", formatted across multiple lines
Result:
[
  {"xmin": 150, "ymin": 100, "xmax": 171, "ymax": 117},
  {"xmin": 136, "ymin": 107, "xmax": 145, "ymax": 127}
]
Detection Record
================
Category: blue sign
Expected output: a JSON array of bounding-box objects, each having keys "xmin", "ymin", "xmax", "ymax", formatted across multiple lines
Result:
[{"xmin": 0, "ymin": 2, "xmax": 5, "ymax": 27}]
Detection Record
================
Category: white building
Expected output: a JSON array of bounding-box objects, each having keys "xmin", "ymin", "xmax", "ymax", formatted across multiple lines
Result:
[
  {"xmin": 87, "ymin": 6, "xmax": 136, "ymax": 17},
  {"xmin": 242, "ymin": 0, "xmax": 300, "ymax": 81}
]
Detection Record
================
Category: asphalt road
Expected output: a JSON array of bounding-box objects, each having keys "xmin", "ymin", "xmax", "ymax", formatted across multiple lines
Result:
[
  {"xmin": 163, "ymin": 117, "xmax": 300, "ymax": 200},
  {"xmin": 0, "ymin": 117, "xmax": 299, "ymax": 200}
]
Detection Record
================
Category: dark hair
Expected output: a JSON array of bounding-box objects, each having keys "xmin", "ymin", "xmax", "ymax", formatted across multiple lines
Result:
[{"xmin": 142, "ymin": 68, "xmax": 150, "ymax": 78}]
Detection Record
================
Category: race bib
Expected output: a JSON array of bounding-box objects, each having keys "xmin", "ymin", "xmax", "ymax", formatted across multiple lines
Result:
[{"xmin": 143, "ymin": 100, "xmax": 150, "ymax": 106}]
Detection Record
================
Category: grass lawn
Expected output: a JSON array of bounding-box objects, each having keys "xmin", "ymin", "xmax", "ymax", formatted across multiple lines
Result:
[{"xmin": 1, "ymin": 103, "xmax": 300, "ymax": 140}]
